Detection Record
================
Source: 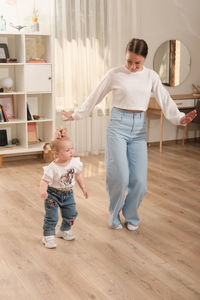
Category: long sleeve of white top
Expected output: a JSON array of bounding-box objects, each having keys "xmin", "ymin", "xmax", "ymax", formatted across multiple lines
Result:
[
  {"xmin": 72, "ymin": 66, "xmax": 185, "ymax": 125},
  {"xmin": 72, "ymin": 70, "xmax": 112, "ymax": 120},
  {"xmin": 152, "ymin": 71, "xmax": 185, "ymax": 125}
]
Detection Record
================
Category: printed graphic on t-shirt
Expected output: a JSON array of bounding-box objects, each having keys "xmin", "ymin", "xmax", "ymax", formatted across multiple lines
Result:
[{"xmin": 60, "ymin": 168, "xmax": 75, "ymax": 187}]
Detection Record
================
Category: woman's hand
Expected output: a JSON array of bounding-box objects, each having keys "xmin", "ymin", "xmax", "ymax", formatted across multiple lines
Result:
[
  {"xmin": 61, "ymin": 110, "xmax": 74, "ymax": 121},
  {"xmin": 180, "ymin": 110, "xmax": 197, "ymax": 125}
]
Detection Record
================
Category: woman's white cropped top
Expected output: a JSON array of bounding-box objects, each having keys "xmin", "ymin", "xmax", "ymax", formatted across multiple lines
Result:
[{"xmin": 72, "ymin": 65, "xmax": 185, "ymax": 125}]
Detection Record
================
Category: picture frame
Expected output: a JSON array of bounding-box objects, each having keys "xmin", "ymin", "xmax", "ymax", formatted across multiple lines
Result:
[
  {"xmin": 0, "ymin": 43, "xmax": 10, "ymax": 59},
  {"xmin": 0, "ymin": 95, "xmax": 15, "ymax": 119}
]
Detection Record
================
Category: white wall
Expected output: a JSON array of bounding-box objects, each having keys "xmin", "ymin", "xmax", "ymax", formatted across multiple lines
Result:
[
  {"xmin": 107, "ymin": 0, "xmax": 137, "ymax": 67},
  {"xmin": 135, "ymin": 0, "xmax": 200, "ymax": 142}
]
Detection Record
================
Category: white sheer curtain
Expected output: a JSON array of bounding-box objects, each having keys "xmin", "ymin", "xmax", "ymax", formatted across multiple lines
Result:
[{"xmin": 55, "ymin": 0, "xmax": 135, "ymax": 155}]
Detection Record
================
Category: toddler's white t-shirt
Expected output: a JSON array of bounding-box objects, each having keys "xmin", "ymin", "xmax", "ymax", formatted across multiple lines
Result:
[{"xmin": 42, "ymin": 157, "xmax": 82, "ymax": 190}]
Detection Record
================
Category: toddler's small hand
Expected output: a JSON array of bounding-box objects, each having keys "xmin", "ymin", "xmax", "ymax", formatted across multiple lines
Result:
[
  {"xmin": 82, "ymin": 187, "xmax": 88, "ymax": 199},
  {"xmin": 41, "ymin": 191, "xmax": 48, "ymax": 200}
]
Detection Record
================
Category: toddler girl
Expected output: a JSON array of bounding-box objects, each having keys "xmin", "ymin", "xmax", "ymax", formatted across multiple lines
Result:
[{"xmin": 40, "ymin": 129, "xmax": 88, "ymax": 249}]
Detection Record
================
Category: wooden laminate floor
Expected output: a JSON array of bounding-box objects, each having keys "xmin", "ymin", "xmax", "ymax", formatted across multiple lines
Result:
[{"xmin": 0, "ymin": 143, "xmax": 199, "ymax": 300}]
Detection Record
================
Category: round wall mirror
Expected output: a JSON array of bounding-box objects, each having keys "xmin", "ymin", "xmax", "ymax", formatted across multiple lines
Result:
[{"xmin": 153, "ymin": 40, "xmax": 191, "ymax": 87}]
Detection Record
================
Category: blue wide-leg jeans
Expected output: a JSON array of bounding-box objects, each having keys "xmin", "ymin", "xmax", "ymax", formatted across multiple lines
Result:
[{"xmin": 106, "ymin": 107, "xmax": 148, "ymax": 228}]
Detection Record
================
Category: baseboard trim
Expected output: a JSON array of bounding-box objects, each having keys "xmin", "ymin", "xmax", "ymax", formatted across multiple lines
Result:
[{"xmin": 147, "ymin": 137, "xmax": 200, "ymax": 147}]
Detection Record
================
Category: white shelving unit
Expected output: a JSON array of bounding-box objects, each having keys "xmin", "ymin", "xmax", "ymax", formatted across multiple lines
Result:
[{"xmin": 0, "ymin": 32, "xmax": 54, "ymax": 163}]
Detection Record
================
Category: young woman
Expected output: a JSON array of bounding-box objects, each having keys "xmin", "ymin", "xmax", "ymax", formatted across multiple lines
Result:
[{"xmin": 61, "ymin": 38, "xmax": 196, "ymax": 231}]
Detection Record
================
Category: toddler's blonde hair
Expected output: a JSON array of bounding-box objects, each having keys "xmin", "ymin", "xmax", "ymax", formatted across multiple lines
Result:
[{"xmin": 50, "ymin": 128, "xmax": 71, "ymax": 152}]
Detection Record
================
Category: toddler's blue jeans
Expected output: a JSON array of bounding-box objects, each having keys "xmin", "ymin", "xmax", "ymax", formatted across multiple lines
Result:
[
  {"xmin": 106, "ymin": 107, "xmax": 148, "ymax": 228},
  {"xmin": 43, "ymin": 186, "xmax": 78, "ymax": 236}
]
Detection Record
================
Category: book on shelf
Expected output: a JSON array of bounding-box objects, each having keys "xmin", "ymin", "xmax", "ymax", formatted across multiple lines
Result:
[
  {"xmin": 0, "ymin": 129, "xmax": 8, "ymax": 146},
  {"xmin": 0, "ymin": 104, "xmax": 9, "ymax": 122},
  {"xmin": 0, "ymin": 106, "xmax": 3, "ymax": 122},
  {"xmin": 27, "ymin": 103, "xmax": 33, "ymax": 121},
  {"xmin": 27, "ymin": 59, "xmax": 46, "ymax": 63},
  {"xmin": 27, "ymin": 122, "xmax": 38, "ymax": 144},
  {"xmin": 0, "ymin": 105, "xmax": 6, "ymax": 122}
]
